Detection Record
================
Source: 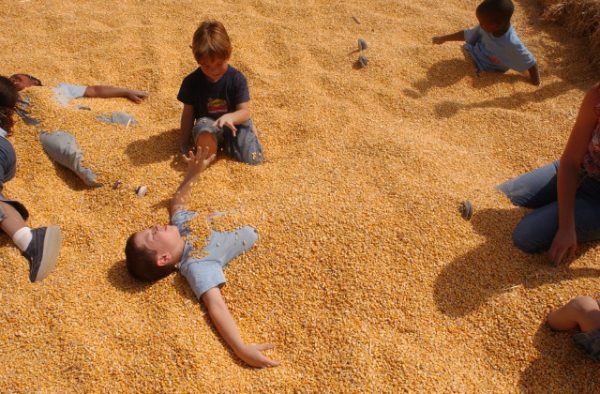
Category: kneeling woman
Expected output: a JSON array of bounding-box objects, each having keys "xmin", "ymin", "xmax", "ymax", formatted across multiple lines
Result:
[{"xmin": 498, "ymin": 83, "xmax": 600, "ymax": 265}]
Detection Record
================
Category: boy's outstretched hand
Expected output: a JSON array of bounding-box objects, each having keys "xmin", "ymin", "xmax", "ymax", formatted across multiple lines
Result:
[
  {"xmin": 235, "ymin": 343, "xmax": 280, "ymax": 368},
  {"xmin": 124, "ymin": 89, "xmax": 149, "ymax": 104},
  {"xmin": 182, "ymin": 146, "xmax": 216, "ymax": 175}
]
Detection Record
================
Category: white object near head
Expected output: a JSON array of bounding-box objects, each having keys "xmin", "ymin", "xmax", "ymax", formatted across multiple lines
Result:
[{"xmin": 136, "ymin": 185, "xmax": 147, "ymax": 197}]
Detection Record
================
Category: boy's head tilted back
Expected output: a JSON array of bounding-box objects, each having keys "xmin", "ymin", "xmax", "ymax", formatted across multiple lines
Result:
[
  {"xmin": 191, "ymin": 20, "xmax": 232, "ymax": 63},
  {"xmin": 125, "ymin": 225, "xmax": 183, "ymax": 281},
  {"xmin": 9, "ymin": 74, "xmax": 42, "ymax": 92},
  {"xmin": 476, "ymin": 0, "xmax": 514, "ymax": 32}
]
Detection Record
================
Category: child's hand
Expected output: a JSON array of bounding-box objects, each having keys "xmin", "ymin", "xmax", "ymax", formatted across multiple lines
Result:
[
  {"xmin": 235, "ymin": 343, "xmax": 280, "ymax": 368},
  {"xmin": 432, "ymin": 36, "xmax": 445, "ymax": 45},
  {"xmin": 125, "ymin": 89, "xmax": 149, "ymax": 104},
  {"xmin": 182, "ymin": 146, "xmax": 216, "ymax": 175},
  {"xmin": 214, "ymin": 114, "xmax": 237, "ymax": 136}
]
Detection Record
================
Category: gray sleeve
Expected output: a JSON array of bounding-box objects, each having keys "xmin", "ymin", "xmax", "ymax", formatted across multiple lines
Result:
[
  {"xmin": 53, "ymin": 83, "xmax": 87, "ymax": 106},
  {"xmin": 39, "ymin": 131, "xmax": 101, "ymax": 187},
  {"xmin": 464, "ymin": 26, "xmax": 480, "ymax": 45},
  {"xmin": 179, "ymin": 258, "xmax": 226, "ymax": 299}
]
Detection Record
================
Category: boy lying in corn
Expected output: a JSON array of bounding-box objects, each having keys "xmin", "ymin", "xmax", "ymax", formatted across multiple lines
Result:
[{"xmin": 124, "ymin": 147, "xmax": 279, "ymax": 368}]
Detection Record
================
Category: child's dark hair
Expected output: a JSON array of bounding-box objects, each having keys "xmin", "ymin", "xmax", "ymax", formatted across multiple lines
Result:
[
  {"xmin": 476, "ymin": 0, "xmax": 514, "ymax": 24},
  {"xmin": 125, "ymin": 233, "xmax": 176, "ymax": 282},
  {"xmin": 0, "ymin": 76, "xmax": 18, "ymax": 135},
  {"xmin": 191, "ymin": 20, "xmax": 232, "ymax": 62}
]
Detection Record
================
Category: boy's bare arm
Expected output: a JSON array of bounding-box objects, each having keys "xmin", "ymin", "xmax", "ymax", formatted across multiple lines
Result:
[
  {"xmin": 180, "ymin": 104, "xmax": 195, "ymax": 152},
  {"xmin": 528, "ymin": 63, "xmax": 541, "ymax": 86},
  {"xmin": 201, "ymin": 287, "xmax": 279, "ymax": 368},
  {"xmin": 432, "ymin": 31, "xmax": 465, "ymax": 45},
  {"xmin": 170, "ymin": 147, "xmax": 215, "ymax": 215},
  {"xmin": 213, "ymin": 102, "xmax": 250, "ymax": 136},
  {"xmin": 84, "ymin": 86, "xmax": 148, "ymax": 103}
]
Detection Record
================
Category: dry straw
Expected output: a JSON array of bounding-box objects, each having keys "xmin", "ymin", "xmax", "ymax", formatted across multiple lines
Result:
[{"xmin": 541, "ymin": 0, "xmax": 600, "ymax": 69}]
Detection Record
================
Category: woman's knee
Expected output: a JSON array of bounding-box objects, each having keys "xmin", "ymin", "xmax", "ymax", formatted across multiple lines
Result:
[{"xmin": 512, "ymin": 223, "xmax": 547, "ymax": 254}]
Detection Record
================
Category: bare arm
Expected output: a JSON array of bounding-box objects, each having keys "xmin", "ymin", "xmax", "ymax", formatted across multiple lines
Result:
[
  {"xmin": 202, "ymin": 287, "xmax": 279, "ymax": 368},
  {"xmin": 528, "ymin": 63, "xmax": 541, "ymax": 86},
  {"xmin": 170, "ymin": 147, "xmax": 215, "ymax": 216},
  {"xmin": 432, "ymin": 31, "xmax": 465, "ymax": 45},
  {"xmin": 213, "ymin": 102, "xmax": 250, "ymax": 136},
  {"xmin": 180, "ymin": 104, "xmax": 195, "ymax": 152},
  {"xmin": 84, "ymin": 86, "xmax": 148, "ymax": 103},
  {"xmin": 549, "ymin": 86, "xmax": 599, "ymax": 265}
]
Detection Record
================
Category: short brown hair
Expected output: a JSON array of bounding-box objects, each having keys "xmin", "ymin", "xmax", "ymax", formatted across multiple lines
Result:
[
  {"xmin": 191, "ymin": 20, "xmax": 232, "ymax": 62},
  {"xmin": 125, "ymin": 233, "xmax": 176, "ymax": 282}
]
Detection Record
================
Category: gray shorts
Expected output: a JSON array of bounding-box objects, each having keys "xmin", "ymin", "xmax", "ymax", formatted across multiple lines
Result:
[
  {"xmin": 192, "ymin": 117, "xmax": 264, "ymax": 165},
  {"xmin": 573, "ymin": 328, "xmax": 600, "ymax": 362},
  {"xmin": 0, "ymin": 137, "xmax": 29, "ymax": 222}
]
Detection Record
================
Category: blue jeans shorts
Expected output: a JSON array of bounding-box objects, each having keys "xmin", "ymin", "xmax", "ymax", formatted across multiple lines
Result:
[{"xmin": 192, "ymin": 117, "xmax": 264, "ymax": 165}]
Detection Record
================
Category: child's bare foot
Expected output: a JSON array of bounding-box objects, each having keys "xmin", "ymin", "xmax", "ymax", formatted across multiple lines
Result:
[{"xmin": 125, "ymin": 90, "xmax": 149, "ymax": 104}]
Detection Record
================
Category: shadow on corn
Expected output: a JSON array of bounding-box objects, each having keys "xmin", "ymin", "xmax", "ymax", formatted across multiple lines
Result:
[
  {"xmin": 125, "ymin": 128, "xmax": 179, "ymax": 166},
  {"xmin": 434, "ymin": 79, "xmax": 573, "ymax": 118},
  {"xmin": 434, "ymin": 208, "xmax": 600, "ymax": 317},
  {"xmin": 403, "ymin": 58, "xmax": 520, "ymax": 99},
  {"xmin": 519, "ymin": 323, "xmax": 600, "ymax": 392}
]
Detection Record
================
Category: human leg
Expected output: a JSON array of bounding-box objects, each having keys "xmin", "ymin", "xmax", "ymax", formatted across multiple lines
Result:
[
  {"xmin": 0, "ymin": 200, "xmax": 62, "ymax": 282},
  {"xmin": 511, "ymin": 188, "xmax": 600, "ymax": 253},
  {"xmin": 547, "ymin": 296, "xmax": 600, "ymax": 332},
  {"xmin": 496, "ymin": 161, "xmax": 560, "ymax": 208},
  {"xmin": 191, "ymin": 117, "xmax": 218, "ymax": 157},
  {"xmin": 221, "ymin": 120, "xmax": 264, "ymax": 165}
]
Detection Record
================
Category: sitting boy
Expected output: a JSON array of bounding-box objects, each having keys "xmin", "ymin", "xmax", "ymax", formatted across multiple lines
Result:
[
  {"xmin": 0, "ymin": 76, "xmax": 62, "ymax": 282},
  {"xmin": 177, "ymin": 20, "xmax": 264, "ymax": 164},
  {"xmin": 125, "ymin": 147, "xmax": 278, "ymax": 368},
  {"xmin": 9, "ymin": 73, "xmax": 148, "ymax": 104},
  {"xmin": 547, "ymin": 296, "xmax": 600, "ymax": 362},
  {"xmin": 432, "ymin": 0, "xmax": 540, "ymax": 85}
]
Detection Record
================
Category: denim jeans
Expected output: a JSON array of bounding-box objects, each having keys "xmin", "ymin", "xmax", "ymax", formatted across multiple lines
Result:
[
  {"xmin": 192, "ymin": 117, "xmax": 264, "ymax": 165},
  {"xmin": 497, "ymin": 161, "xmax": 600, "ymax": 253}
]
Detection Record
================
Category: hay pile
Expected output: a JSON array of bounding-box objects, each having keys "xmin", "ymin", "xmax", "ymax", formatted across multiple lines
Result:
[
  {"xmin": 539, "ymin": 0, "xmax": 600, "ymax": 70},
  {"xmin": 1, "ymin": 0, "xmax": 599, "ymax": 392}
]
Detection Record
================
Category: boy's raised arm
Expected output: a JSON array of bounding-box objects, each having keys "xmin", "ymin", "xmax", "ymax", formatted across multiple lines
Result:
[
  {"xmin": 170, "ymin": 147, "xmax": 215, "ymax": 215},
  {"xmin": 201, "ymin": 287, "xmax": 279, "ymax": 368}
]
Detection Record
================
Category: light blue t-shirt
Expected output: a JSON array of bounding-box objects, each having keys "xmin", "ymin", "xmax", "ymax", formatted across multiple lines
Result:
[
  {"xmin": 53, "ymin": 83, "xmax": 87, "ymax": 106},
  {"xmin": 463, "ymin": 25, "xmax": 536, "ymax": 72},
  {"xmin": 171, "ymin": 209, "xmax": 259, "ymax": 300}
]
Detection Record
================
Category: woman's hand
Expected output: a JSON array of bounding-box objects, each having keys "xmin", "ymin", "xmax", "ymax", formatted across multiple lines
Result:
[{"xmin": 548, "ymin": 226, "xmax": 577, "ymax": 265}]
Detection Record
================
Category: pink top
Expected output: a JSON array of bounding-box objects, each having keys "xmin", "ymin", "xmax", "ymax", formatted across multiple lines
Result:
[{"xmin": 582, "ymin": 83, "xmax": 600, "ymax": 178}]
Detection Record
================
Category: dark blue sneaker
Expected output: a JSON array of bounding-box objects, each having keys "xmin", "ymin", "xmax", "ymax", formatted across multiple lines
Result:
[{"xmin": 22, "ymin": 225, "xmax": 62, "ymax": 282}]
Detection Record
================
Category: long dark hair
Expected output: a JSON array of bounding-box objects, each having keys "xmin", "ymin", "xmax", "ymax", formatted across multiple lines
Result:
[{"xmin": 0, "ymin": 76, "xmax": 18, "ymax": 135}]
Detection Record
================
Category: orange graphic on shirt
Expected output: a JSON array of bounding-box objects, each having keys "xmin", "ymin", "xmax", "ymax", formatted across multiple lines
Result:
[{"xmin": 207, "ymin": 98, "xmax": 228, "ymax": 114}]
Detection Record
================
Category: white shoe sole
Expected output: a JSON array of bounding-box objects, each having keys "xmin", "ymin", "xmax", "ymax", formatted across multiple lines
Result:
[{"xmin": 34, "ymin": 225, "xmax": 62, "ymax": 282}]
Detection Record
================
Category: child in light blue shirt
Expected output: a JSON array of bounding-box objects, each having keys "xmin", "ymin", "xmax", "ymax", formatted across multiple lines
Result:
[{"xmin": 432, "ymin": 0, "xmax": 540, "ymax": 85}]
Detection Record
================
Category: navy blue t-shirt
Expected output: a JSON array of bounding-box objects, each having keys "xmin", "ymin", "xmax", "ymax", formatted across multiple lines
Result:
[{"xmin": 177, "ymin": 65, "xmax": 250, "ymax": 121}]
